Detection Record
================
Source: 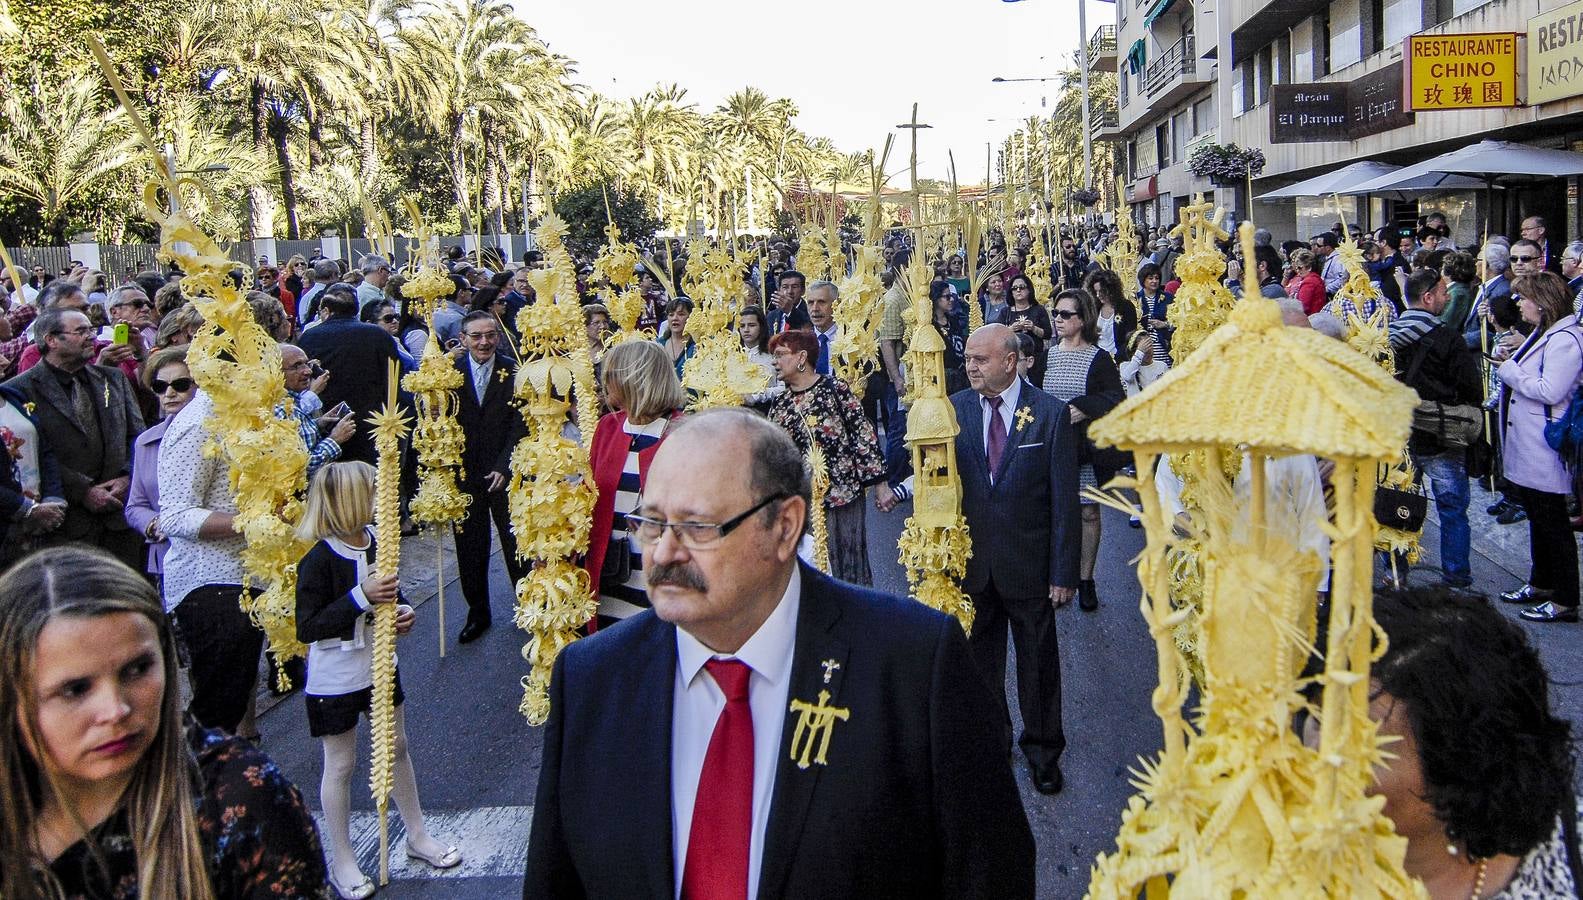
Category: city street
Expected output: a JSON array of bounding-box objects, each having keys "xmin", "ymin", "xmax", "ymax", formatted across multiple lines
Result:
[{"xmin": 255, "ymin": 493, "xmax": 1582, "ymax": 900}]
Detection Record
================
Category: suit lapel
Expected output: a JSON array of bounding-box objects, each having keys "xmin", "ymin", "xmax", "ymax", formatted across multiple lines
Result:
[
  {"xmin": 757, "ymin": 566, "xmax": 849, "ymax": 900},
  {"xmin": 959, "ymin": 394, "xmax": 988, "ymax": 479},
  {"xmin": 32, "ymin": 370, "xmax": 85, "ymax": 436},
  {"xmin": 995, "ymin": 384, "xmax": 1038, "ymax": 482},
  {"xmin": 627, "ymin": 618, "xmax": 678, "ymax": 898}
]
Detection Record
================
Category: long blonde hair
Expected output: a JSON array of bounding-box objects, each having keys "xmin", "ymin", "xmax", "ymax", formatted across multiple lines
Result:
[
  {"xmin": 0, "ymin": 546, "xmax": 214, "ymax": 900},
  {"xmin": 296, "ymin": 460, "xmax": 376, "ymax": 543}
]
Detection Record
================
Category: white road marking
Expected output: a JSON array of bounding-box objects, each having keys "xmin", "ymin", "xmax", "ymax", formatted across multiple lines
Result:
[{"xmin": 314, "ymin": 805, "xmax": 535, "ymax": 880}]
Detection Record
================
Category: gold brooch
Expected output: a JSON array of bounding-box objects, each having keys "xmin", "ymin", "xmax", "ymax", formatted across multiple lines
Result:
[
  {"xmin": 788, "ymin": 690, "xmax": 850, "ymax": 769},
  {"xmin": 1014, "ymin": 406, "xmax": 1035, "ymax": 431}
]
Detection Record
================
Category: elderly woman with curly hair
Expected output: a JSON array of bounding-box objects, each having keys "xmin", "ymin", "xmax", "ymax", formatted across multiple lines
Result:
[{"xmin": 1307, "ymin": 585, "xmax": 1580, "ymax": 898}]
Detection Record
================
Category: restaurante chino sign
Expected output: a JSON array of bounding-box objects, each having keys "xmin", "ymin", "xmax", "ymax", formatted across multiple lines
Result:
[{"xmin": 1405, "ymin": 32, "xmax": 1519, "ymax": 110}]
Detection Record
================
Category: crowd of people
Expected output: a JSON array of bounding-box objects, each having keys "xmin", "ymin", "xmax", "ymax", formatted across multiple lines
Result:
[{"xmin": 1, "ymin": 202, "xmax": 1581, "ymax": 898}]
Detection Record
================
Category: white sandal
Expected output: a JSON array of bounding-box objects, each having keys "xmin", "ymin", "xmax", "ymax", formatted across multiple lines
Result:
[
  {"xmin": 329, "ymin": 870, "xmax": 375, "ymax": 900},
  {"xmin": 405, "ymin": 841, "xmax": 463, "ymax": 870}
]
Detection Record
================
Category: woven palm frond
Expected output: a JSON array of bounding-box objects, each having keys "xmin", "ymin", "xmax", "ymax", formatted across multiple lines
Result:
[{"xmin": 1091, "ymin": 296, "xmax": 1418, "ymax": 460}]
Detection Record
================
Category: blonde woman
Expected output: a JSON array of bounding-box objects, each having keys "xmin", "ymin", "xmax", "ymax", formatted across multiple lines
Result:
[
  {"xmin": 584, "ymin": 341, "xmax": 687, "ymax": 627},
  {"xmin": 294, "ymin": 462, "xmax": 460, "ymax": 898},
  {"xmin": 0, "ymin": 545, "xmax": 329, "ymax": 898}
]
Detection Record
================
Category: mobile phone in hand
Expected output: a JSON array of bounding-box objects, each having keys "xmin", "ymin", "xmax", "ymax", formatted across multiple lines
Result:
[{"xmin": 327, "ymin": 401, "xmax": 352, "ymax": 420}]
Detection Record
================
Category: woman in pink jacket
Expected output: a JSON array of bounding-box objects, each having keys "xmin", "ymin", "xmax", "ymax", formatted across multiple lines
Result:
[{"xmin": 1496, "ymin": 272, "xmax": 1583, "ymax": 622}]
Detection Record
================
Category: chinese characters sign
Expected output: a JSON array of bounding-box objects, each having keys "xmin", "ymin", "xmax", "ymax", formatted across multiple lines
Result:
[{"xmin": 1406, "ymin": 33, "xmax": 1519, "ymax": 110}]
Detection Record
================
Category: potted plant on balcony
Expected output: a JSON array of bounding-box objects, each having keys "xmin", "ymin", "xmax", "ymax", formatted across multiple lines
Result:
[
  {"xmin": 1186, "ymin": 143, "xmax": 1266, "ymax": 187},
  {"xmin": 1069, "ymin": 188, "xmax": 1101, "ymax": 208}
]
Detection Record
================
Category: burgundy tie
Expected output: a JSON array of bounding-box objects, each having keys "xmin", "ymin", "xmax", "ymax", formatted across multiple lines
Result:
[
  {"xmin": 986, "ymin": 395, "xmax": 1007, "ymax": 481},
  {"xmin": 681, "ymin": 659, "xmax": 754, "ymax": 900}
]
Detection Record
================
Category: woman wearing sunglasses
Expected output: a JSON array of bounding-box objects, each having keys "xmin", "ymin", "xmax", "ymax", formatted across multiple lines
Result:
[{"xmin": 125, "ymin": 346, "xmax": 198, "ymax": 581}]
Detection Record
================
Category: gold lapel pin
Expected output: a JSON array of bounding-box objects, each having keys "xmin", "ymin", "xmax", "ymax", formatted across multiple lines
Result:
[{"xmin": 788, "ymin": 690, "xmax": 851, "ymax": 769}]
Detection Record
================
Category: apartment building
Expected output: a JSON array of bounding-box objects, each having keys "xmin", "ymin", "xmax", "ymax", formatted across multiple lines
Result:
[{"xmin": 1098, "ymin": 0, "xmax": 1583, "ymax": 245}]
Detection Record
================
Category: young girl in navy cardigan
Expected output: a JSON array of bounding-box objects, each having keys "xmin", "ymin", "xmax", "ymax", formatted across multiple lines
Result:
[{"xmin": 295, "ymin": 461, "xmax": 462, "ymax": 898}]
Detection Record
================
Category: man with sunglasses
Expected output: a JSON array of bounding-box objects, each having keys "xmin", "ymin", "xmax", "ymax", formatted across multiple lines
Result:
[
  {"xmin": 525, "ymin": 407, "xmax": 1034, "ymax": 900},
  {"xmin": 108, "ymin": 284, "xmax": 157, "ymax": 349}
]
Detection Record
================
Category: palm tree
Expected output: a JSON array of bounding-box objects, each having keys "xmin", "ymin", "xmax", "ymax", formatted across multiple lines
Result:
[
  {"xmin": 716, "ymin": 87, "xmax": 795, "ymax": 233},
  {"xmin": 0, "ymin": 66, "xmax": 140, "ymax": 240},
  {"xmin": 615, "ymin": 85, "xmax": 698, "ymax": 220}
]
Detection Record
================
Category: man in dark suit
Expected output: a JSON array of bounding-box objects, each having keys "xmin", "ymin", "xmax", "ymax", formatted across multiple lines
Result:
[
  {"xmin": 765, "ymin": 269, "xmax": 810, "ymax": 333},
  {"xmin": 295, "ymin": 284, "xmax": 400, "ymax": 463},
  {"xmin": 952, "ymin": 323, "xmax": 1081, "ymax": 795},
  {"xmin": 452, "ymin": 310, "xmax": 527, "ymax": 643},
  {"xmin": 5, "ymin": 306, "xmax": 145, "ymax": 568},
  {"xmin": 524, "ymin": 407, "xmax": 1034, "ymax": 899}
]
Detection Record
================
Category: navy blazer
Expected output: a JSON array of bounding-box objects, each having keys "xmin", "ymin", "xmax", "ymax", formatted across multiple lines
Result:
[
  {"xmin": 952, "ymin": 381, "xmax": 1081, "ymax": 597},
  {"xmin": 454, "ymin": 352, "xmax": 525, "ymax": 484},
  {"xmin": 296, "ymin": 316, "xmax": 401, "ymax": 463},
  {"xmin": 523, "ymin": 563, "xmax": 1035, "ymax": 900}
]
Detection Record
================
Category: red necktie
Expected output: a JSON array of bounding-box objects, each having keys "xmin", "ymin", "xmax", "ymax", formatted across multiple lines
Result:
[
  {"xmin": 986, "ymin": 395, "xmax": 1007, "ymax": 481},
  {"xmin": 681, "ymin": 659, "xmax": 754, "ymax": 900}
]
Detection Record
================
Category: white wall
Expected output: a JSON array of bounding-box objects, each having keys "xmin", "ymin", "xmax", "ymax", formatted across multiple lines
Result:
[
  {"xmin": 1292, "ymin": 18, "xmax": 1315, "ymax": 81},
  {"xmin": 1382, "ymin": 0, "xmax": 1421, "ymax": 46}
]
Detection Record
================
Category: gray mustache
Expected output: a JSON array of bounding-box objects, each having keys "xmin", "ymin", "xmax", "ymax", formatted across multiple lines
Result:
[{"xmin": 648, "ymin": 561, "xmax": 708, "ymax": 592}]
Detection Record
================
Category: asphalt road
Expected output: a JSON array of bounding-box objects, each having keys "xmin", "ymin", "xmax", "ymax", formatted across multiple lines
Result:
[{"xmin": 256, "ymin": 489, "xmax": 1581, "ymax": 899}]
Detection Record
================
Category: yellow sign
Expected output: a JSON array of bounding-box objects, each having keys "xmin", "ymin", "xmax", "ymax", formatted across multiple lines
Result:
[
  {"xmin": 1406, "ymin": 32, "xmax": 1519, "ymax": 110},
  {"xmin": 1530, "ymin": 0, "xmax": 1583, "ymax": 105}
]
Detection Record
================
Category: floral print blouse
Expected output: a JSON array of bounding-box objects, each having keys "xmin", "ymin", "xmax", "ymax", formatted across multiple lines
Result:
[
  {"xmin": 43, "ymin": 723, "xmax": 331, "ymax": 899},
  {"xmin": 767, "ymin": 375, "xmax": 886, "ymax": 509}
]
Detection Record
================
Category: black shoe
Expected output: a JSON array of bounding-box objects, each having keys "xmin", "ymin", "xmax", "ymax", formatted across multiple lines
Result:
[
  {"xmin": 458, "ymin": 618, "xmax": 492, "ymax": 644},
  {"xmin": 1500, "ymin": 584, "xmax": 1554, "ymax": 605},
  {"xmin": 1521, "ymin": 601, "xmax": 1579, "ymax": 623},
  {"xmin": 1496, "ymin": 505, "xmax": 1528, "ymax": 525},
  {"xmin": 1078, "ymin": 579, "xmax": 1099, "ymax": 612},
  {"xmin": 1031, "ymin": 762, "xmax": 1063, "ymax": 795},
  {"xmin": 1486, "ymin": 498, "xmax": 1511, "ymax": 516}
]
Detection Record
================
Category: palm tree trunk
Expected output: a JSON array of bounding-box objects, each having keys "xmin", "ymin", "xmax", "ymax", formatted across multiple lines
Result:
[
  {"xmin": 307, "ymin": 115, "xmax": 327, "ymax": 169},
  {"xmin": 523, "ymin": 151, "xmax": 539, "ymax": 224},
  {"xmin": 744, "ymin": 165, "xmax": 756, "ymax": 233},
  {"xmin": 270, "ymin": 112, "xmax": 302, "ymax": 240},
  {"xmin": 248, "ymin": 79, "xmax": 274, "ymax": 241},
  {"xmin": 449, "ymin": 115, "xmax": 473, "ymax": 235},
  {"xmin": 359, "ymin": 117, "xmax": 379, "ymax": 185},
  {"xmin": 482, "ymin": 145, "xmax": 502, "ymax": 240}
]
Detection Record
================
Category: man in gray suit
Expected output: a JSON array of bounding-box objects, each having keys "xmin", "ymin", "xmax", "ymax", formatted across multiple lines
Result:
[
  {"xmin": 951, "ymin": 323, "xmax": 1081, "ymax": 795},
  {"xmin": 5, "ymin": 306, "xmax": 145, "ymax": 567}
]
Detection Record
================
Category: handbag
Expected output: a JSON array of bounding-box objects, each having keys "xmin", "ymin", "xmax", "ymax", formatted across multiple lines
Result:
[{"xmin": 1373, "ymin": 484, "xmax": 1428, "ymax": 532}]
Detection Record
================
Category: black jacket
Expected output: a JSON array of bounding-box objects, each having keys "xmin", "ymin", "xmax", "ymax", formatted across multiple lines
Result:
[
  {"xmin": 1394, "ymin": 312, "xmax": 1483, "ymax": 455},
  {"xmin": 454, "ymin": 352, "xmax": 526, "ymax": 484},
  {"xmin": 296, "ymin": 317, "xmax": 401, "ymax": 463},
  {"xmin": 294, "ymin": 533, "xmax": 407, "ymax": 644},
  {"xmin": 524, "ymin": 562, "xmax": 1035, "ymax": 899}
]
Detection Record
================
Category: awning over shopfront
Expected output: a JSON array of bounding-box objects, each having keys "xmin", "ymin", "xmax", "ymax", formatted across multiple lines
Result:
[{"xmin": 1347, "ymin": 140, "xmax": 1583, "ymax": 194}]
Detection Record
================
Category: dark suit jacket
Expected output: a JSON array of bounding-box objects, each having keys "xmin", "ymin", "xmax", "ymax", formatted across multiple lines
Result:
[
  {"xmin": 454, "ymin": 352, "xmax": 525, "ymax": 485},
  {"xmin": 524, "ymin": 563, "xmax": 1035, "ymax": 900},
  {"xmin": 3, "ymin": 361, "xmax": 143, "ymax": 541},
  {"xmin": 296, "ymin": 316, "xmax": 400, "ymax": 462},
  {"xmin": 952, "ymin": 381, "xmax": 1081, "ymax": 597}
]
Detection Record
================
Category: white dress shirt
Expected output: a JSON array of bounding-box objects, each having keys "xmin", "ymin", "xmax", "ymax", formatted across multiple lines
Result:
[
  {"xmin": 979, "ymin": 377, "xmax": 1022, "ymax": 482},
  {"xmin": 671, "ymin": 566, "xmax": 801, "ymax": 900}
]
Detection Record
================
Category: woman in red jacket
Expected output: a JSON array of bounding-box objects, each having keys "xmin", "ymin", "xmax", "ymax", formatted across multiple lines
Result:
[
  {"xmin": 1285, "ymin": 247, "xmax": 1328, "ymax": 315},
  {"xmin": 583, "ymin": 340, "xmax": 687, "ymax": 630}
]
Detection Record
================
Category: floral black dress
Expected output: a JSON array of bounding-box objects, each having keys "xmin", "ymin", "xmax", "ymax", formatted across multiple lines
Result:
[{"xmin": 43, "ymin": 724, "xmax": 331, "ymax": 899}]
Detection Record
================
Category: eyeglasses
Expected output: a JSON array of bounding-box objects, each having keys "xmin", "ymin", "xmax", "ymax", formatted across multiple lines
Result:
[
  {"xmin": 54, "ymin": 326, "xmax": 95, "ymax": 337},
  {"xmin": 624, "ymin": 493, "xmax": 790, "ymax": 550},
  {"xmin": 462, "ymin": 331, "xmax": 499, "ymax": 341},
  {"xmin": 1511, "ymin": 255, "xmax": 1541, "ymax": 263},
  {"xmin": 1053, "ymin": 309, "xmax": 1081, "ymax": 320},
  {"xmin": 151, "ymin": 377, "xmax": 195, "ymax": 394},
  {"xmin": 379, "ymin": 314, "xmax": 400, "ymax": 323},
  {"xmin": 112, "ymin": 299, "xmax": 150, "ymax": 310}
]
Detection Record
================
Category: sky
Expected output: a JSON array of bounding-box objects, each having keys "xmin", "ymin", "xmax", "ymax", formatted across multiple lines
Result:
[{"xmin": 516, "ymin": 0, "xmax": 1108, "ymax": 185}]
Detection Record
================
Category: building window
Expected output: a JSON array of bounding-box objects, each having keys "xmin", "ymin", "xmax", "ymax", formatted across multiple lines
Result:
[
  {"xmin": 1156, "ymin": 122, "xmax": 1170, "ymax": 168},
  {"xmin": 1256, "ymin": 45, "xmax": 1274, "ymax": 106},
  {"xmin": 1275, "ymin": 34, "xmax": 1292, "ymax": 85},
  {"xmin": 1171, "ymin": 110, "xmax": 1189, "ymax": 162},
  {"xmin": 1316, "ymin": 9, "xmax": 1331, "ymax": 77},
  {"xmin": 1367, "ymin": 0, "xmax": 1384, "ymax": 55},
  {"xmin": 1382, "ymin": 0, "xmax": 1418, "ymax": 47},
  {"xmin": 1193, "ymin": 95, "xmax": 1216, "ymax": 136}
]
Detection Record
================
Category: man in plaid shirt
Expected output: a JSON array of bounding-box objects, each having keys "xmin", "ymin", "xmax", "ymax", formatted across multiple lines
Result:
[{"xmin": 279, "ymin": 344, "xmax": 354, "ymax": 479}]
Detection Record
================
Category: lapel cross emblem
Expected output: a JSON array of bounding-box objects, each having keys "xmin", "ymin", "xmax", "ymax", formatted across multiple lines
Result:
[
  {"xmin": 820, "ymin": 659, "xmax": 840, "ymax": 684},
  {"xmin": 1014, "ymin": 406, "xmax": 1035, "ymax": 432},
  {"xmin": 788, "ymin": 690, "xmax": 850, "ymax": 770}
]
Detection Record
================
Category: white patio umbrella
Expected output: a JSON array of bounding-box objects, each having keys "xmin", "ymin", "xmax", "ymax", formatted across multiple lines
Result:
[
  {"xmin": 1344, "ymin": 140, "xmax": 1583, "ymax": 229},
  {"xmin": 1256, "ymin": 161, "xmax": 1403, "ymax": 200}
]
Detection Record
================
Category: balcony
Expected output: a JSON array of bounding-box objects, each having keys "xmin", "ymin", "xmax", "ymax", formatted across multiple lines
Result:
[
  {"xmin": 1142, "ymin": 34, "xmax": 1214, "ymax": 108},
  {"xmin": 1088, "ymin": 24, "xmax": 1117, "ymax": 73},
  {"xmin": 1228, "ymin": 0, "xmax": 1326, "ymax": 64},
  {"xmin": 1090, "ymin": 102, "xmax": 1121, "ymax": 141}
]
